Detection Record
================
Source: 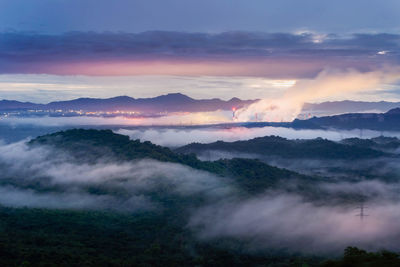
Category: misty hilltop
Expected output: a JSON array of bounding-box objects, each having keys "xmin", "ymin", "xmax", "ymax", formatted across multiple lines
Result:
[
  {"xmin": 175, "ymin": 135, "xmax": 391, "ymax": 160},
  {"xmin": 29, "ymin": 129, "xmax": 316, "ymax": 194}
]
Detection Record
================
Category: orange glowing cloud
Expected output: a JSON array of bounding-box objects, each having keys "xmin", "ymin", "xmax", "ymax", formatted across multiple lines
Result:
[{"xmin": 15, "ymin": 57, "xmax": 383, "ymax": 79}]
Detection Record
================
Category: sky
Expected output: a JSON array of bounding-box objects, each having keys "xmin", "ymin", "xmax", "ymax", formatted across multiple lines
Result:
[
  {"xmin": 0, "ymin": 0, "xmax": 400, "ymax": 103},
  {"xmin": 1, "ymin": 0, "xmax": 400, "ymax": 34}
]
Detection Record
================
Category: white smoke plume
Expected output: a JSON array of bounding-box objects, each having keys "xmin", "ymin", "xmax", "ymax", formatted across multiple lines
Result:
[{"xmin": 235, "ymin": 68, "xmax": 400, "ymax": 122}]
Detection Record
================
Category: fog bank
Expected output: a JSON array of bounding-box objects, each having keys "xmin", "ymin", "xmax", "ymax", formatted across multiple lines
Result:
[{"xmin": 117, "ymin": 127, "xmax": 400, "ymax": 147}]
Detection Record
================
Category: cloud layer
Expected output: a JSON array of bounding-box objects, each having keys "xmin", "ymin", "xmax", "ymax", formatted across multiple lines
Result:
[{"xmin": 1, "ymin": 31, "xmax": 399, "ymax": 77}]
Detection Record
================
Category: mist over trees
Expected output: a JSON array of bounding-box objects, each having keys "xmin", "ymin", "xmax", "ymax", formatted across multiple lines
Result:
[{"xmin": 0, "ymin": 129, "xmax": 400, "ymax": 265}]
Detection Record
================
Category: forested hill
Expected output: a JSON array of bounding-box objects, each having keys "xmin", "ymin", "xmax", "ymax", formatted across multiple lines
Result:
[
  {"xmin": 294, "ymin": 107, "xmax": 400, "ymax": 131},
  {"xmin": 29, "ymin": 129, "xmax": 314, "ymax": 193},
  {"xmin": 5, "ymin": 129, "xmax": 399, "ymax": 266},
  {"xmin": 30, "ymin": 129, "xmax": 192, "ymax": 164},
  {"xmin": 341, "ymin": 136, "xmax": 400, "ymax": 152},
  {"xmin": 175, "ymin": 135, "xmax": 389, "ymax": 160}
]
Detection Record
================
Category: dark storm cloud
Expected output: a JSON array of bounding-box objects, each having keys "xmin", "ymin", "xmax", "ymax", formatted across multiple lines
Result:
[
  {"xmin": 0, "ymin": 31, "xmax": 399, "ymax": 76},
  {"xmin": 1, "ymin": 31, "xmax": 399, "ymax": 58}
]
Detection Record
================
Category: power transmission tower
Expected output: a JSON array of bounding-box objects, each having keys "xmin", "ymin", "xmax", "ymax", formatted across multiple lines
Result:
[{"xmin": 355, "ymin": 201, "xmax": 369, "ymax": 221}]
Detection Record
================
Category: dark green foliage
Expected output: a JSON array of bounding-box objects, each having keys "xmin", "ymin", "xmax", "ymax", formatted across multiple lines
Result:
[
  {"xmin": 342, "ymin": 136, "xmax": 400, "ymax": 152},
  {"xmin": 0, "ymin": 207, "xmax": 191, "ymax": 267},
  {"xmin": 30, "ymin": 129, "xmax": 186, "ymax": 163},
  {"xmin": 176, "ymin": 135, "xmax": 387, "ymax": 160},
  {"xmin": 29, "ymin": 129, "xmax": 222, "ymax": 173},
  {"xmin": 322, "ymin": 247, "xmax": 400, "ymax": 267},
  {"xmin": 213, "ymin": 158, "xmax": 313, "ymax": 194},
  {"xmin": 0, "ymin": 207, "xmax": 322, "ymax": 267}
]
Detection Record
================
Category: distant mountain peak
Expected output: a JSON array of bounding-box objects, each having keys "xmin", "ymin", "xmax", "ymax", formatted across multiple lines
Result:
[
  {"xmin": 110, "ymin": 95, "xmax": 135, "ymax": 100},
  {"xmin": 155, "ymin": 93, "xmax": 193, "ymax": 100},
  {"xmin": 386, "ymin": 107, "xmax": 400, "ymax": 114}
]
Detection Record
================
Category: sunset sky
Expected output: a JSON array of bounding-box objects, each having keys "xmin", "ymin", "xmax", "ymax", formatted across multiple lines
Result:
[{"xmin": 1, "ymin": 0, "xmax": 400, "ymax": 102}]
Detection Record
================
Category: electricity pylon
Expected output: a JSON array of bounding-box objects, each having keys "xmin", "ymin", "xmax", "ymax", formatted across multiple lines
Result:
[{"xmin": 355, "ymin": 201, "xmax": 369, "ymax": 220}]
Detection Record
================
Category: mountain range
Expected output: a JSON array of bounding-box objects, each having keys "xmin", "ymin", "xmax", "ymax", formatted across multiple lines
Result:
[
  {"xmin": 0, "ymin": 93, "xmax": 256, "ymax": 113},
  {"xmin": 239, "ymin": 107, "xmax": 400, "ymax": 131},
  {"xmin": 2, "ymin": 94, "xmax": 400, "ymax": 116}
]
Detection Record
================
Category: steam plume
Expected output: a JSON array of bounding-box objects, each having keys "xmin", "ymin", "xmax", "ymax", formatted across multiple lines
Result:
[{"xmin": 235, "ymin": 68, "xmax": 400, "ymax": 122}]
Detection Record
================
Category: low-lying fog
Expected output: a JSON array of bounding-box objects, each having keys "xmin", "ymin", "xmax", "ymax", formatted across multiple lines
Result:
[
  {"xmin": 2, "ymin": 115, "xmax": 400, "ymax": 146},
  {"xmin": 194, "ymin": 150, "xmax": 400, "ymax": 181},
  {"xmin": 1, "ymin": 137, "xmax": 400, "ymax": 254},
  {"xmin": 118, "ymin": 127, "xmax": 399, "ymax": 147}
]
